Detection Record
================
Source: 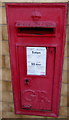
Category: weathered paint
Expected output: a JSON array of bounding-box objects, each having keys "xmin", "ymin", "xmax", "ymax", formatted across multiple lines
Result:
[{"xmin": 6, "ymin": 3, "xmax": 67, "ymax": 117}]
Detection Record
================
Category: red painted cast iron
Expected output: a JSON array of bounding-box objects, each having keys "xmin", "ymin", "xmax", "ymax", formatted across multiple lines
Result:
[{"xmin": 6, "ymin": 3, "xmax": 67, "ymax": 117}]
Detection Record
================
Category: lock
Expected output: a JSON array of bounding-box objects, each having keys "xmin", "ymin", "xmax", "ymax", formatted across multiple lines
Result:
[{"xmin": 25, "ymin": 79, "xmax": 29, "ymax": 85}]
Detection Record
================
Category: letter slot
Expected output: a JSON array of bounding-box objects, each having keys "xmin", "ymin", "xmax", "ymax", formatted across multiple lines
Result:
[{"xmin": 16, "ymin": 21, "xmax": 56, "ymax": 36}]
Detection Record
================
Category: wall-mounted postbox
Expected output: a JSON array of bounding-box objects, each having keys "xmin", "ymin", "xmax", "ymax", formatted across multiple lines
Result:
[{"xmin": 6, "ymin": 3, "xmax": 67, "ymax": 117}]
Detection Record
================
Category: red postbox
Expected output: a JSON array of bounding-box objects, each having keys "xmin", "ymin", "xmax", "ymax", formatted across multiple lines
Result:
[{"xmin": 6, "ymin": 3, "xmax": 67, "ymax": 117}]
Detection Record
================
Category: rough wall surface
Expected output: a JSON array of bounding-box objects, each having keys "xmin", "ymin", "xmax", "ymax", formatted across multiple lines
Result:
[{"xmin": 0, "ymin": 0, "xmax": 69, "ymax": 119}]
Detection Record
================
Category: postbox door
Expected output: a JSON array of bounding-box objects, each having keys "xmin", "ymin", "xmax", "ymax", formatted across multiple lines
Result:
[{"xmin": 17, "ymin": 45, "xmax": 55, "ymax": 111}]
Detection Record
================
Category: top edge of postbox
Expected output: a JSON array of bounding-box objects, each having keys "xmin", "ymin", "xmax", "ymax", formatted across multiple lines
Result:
[{"xmin": 6, "ymin": 3, "xmax": 68, "ymax": 8}]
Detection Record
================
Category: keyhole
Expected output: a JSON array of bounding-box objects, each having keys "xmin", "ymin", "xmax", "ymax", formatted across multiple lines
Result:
[{"xmin": 25, "ymin": 79, "xmax": 29, "ymax": 85}]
